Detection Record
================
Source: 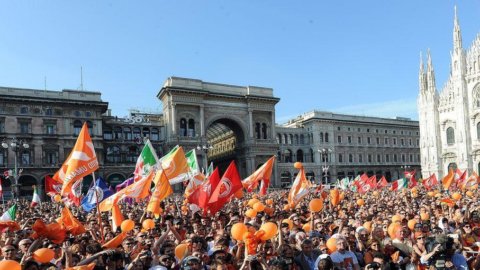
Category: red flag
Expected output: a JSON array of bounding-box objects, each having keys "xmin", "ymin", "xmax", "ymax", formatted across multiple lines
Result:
[
  {"xmin": 354, "ymin": 174, "xmax": 374, "ymax": 194},
  {"xmin": 45, "ymin": 175, "xmax": 62, "ymax": 197},
  {"xmin": 367, "ymin": 176, "xmax": 377, "ymax": 189},
  {"xmin": 423, "ymin": 174, "xmax": 438, "ymax": 190},
  {"xmin": 208, "ymin": 161, "xmax": 242, "ymax": 214},
  {"xmin": 188, "ymin": 168, "xmax": 221, "ymax": 212},
  {"xmin": 66, "ymin": 179, "xmax": 83, "ymax": 206},
  {"xmin": 376, "ymin": 176, "xmax": 388, "ymax": 189},
  {"xmin": 405, "ymin": 170, "xmax": 417, "ymax": 189},
  {"xmin": 455, "ymin": 169, "xmax": 467, "ymax": 188}
]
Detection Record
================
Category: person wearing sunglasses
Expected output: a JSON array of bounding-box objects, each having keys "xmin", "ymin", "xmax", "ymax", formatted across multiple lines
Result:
[{"xmin": 1, "ymin": 245, "xmax": 18, "ymax": 261}]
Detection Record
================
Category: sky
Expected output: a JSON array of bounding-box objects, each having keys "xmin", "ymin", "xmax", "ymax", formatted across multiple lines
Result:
[{"xmin": 1, "ymin": 1, "xmax": 480, "ymax": 124}]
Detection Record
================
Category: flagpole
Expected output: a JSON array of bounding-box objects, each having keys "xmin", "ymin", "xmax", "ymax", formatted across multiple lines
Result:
[{"xmin": 92, "ymin": 172, "xmax": 104, "ymax": 244}]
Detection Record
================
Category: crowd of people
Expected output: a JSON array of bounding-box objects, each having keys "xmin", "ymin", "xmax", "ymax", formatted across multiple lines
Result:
[{"xmin": 1, "ymin": 186, "xmax": 480, "ymax": 270}]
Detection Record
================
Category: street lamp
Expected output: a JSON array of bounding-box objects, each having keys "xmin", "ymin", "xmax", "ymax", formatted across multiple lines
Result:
[
  {"xmin": 197, "ymin": 140, "xmax": 213, "ymax": 172},
  {"xmin": 318, "ymin": 148, "xmax": 332, "ymax": 185},
  {"xmin": 2, "ymin": 137, "xmax": 29, "ymax": 199},
  {"xmin": 401, "ymin": 165, "xmax": 411, "ymax": 178}
]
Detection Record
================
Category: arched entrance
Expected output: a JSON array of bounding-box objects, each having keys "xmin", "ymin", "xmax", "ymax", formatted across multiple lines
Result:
[
  {"xmin": 106, "ymin": 173, "xmax": 126, "ymax": 188},
  {"xmin": 205, "ymin": 118, "xmax": 246, "ymax": 175},
  {"xmin": 18, "ymin": 175, "xmax": 37, "ymax": 197}
]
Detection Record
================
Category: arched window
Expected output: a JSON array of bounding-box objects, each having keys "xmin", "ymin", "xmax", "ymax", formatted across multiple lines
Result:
[
  {"xmin": 296, "ymin": 149, "xmax": 304, "ymax": 162},
  {"xmin": 325, "ymin": 133, "xmax": 329, "ymax": 142},
  {"xmin": 448, "ymin": 162, "xmax": 457, "ymax": 172},
  {"xmin": 142, "ymin": 127, "xmax": 150, "ymax": 139},
  {"xmin": 477, "ymin": 122, "xmax": 480, "ymax": 140},
  {"xmin": 113, "ymin": 127, "xmax": 121, "ymax": 140},
  {"xmin": 133, "ymin": 127, "xmax": 141, "ymax": 140},
  {"xmin": 44, "ymin": 150, "xmax": 58, "ymax": 165},
  {"xmin": 255, "ymin": 123, "xmax": 261, "ymax": 139},
  {"xmin": 277, "ymin": 134, "xmax": 282, "ymax": 144},
  {"xmin": 106, "ymin": 146, "xmax": 121, "ymax": 163},
  {"xmin": 280, "ymin": 171, "xmax": 292, "ymax": 187},
  {"xmin": 319, "ymin": 132, "xmax": 324, "ymax": 143},
  {"xmin": 123, "ymin": 127, "xmax": 132, "ymax": 141},
  {"xmin": 188, "ymin": 119, "xmax": 195, "ymax": 137},
  {"xmin": 294, "ymin": 135, "xmax": 299, "ymax": 144},
  {"xmin": 289, "ymin": 134, "xmax": 294, "ymax": 145},
  {"xmin": 446, "ymin": 127, "xmax": 455, "ymax": 145},
  {"xmin": 284, "ymin": 134, "xmax": 288, "ymax": 145},
  {"xmin": 262, "ymin": 123, "xmax": 267, "ymax": 139},
  {"xmin": 127, "ymin": 145, "xmax": 139, "ymax": 163},
  {"xmin": 180, "ymin": 118, "xmax": 187, "ymax": 136},
  {"xmin": 284, "ymin": 149, "xmax": 292, "ymax": 163},
  {"xmin": 103, "ymin": 127, "xmax": 113, "ymax": 140},
  {"xmin": 73, "ymin": 120, "xmax": 82, "ymax": 136},
  {"xmin": 151, "ymin": 128, "xmax": 160, "ymax": 141},
  {"xmin": 86, "ymin": 121, "xmax": 93, "ymax": 135},
  {"xmin": 338, "ymin": 154, "xmax": 343, "ymax": 163}
]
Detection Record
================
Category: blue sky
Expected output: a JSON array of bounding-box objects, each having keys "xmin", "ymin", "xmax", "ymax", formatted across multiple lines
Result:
[{"xmin": 1, "ymin": 1, "xmax": 479, "ymax": 123}]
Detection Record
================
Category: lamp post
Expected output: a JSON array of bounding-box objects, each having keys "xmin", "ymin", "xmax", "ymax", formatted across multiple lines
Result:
[
  {"xmin": 318, "ymin": 148, "xmax": 332, "ymax": 185},
  {"xmin": 197, "ymin": 139, "xmax": 213, "ymax": 173},
  {"xmin": 2, "ymin": 138, "xmax": 29, "ymax": 199}
]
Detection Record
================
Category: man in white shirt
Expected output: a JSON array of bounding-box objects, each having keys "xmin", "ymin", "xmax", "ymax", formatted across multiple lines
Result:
[{"xmin": 330, "ymin": 237, "xmax": 360, "ymax": 270}]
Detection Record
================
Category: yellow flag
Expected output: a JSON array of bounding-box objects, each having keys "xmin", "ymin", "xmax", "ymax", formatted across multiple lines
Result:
[{"xmin": 156, "ymin": 147, "xmax": 189, "ymax": 185}]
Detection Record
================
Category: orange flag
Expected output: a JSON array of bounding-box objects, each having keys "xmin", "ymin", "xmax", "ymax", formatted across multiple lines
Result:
[
  {"xmin": 288, "ymin": 166, "xmax": 311, "ymax": 207},
  {"xmin": 330, "ymin": 188, "xmax": 340, "ymax": 206},
  {"xmin": 59, "ymin": 207, "xmax": 86, "ymax": 235},
  {"xmin": 32, "ymin": 219, "xmax": 66, "ymax": 244},
  {"xmin": 54, "ymin": 122, "xmax": 99, "ymax": 195},
  {"xmin": 147, "ymin": 170, "xmax": 173, "ymax": 215},
  {"xmin": 242, "ymin": 156, "xmax": 275, "ymax": 195},
  {"xmin": 155, "ymin": 146, "xmax": 190, "ymax": 185},
  {"xmin": 99, "ymin": 171, "xmax": 154, "ymax": 212},
  {"xmin": 442, "ymin": 169, "xmax": 454, "ymax": 190},
  {"xmin": 102, "ymin": 232, "xmax": 127, "ymax": 249},
  {"xmin": 111, "ymin": 204, "xmax": 124, "ymax": 233},
  {"xmin": 66, "ymin": 263, "xmax": 96, "ymax": 270}
]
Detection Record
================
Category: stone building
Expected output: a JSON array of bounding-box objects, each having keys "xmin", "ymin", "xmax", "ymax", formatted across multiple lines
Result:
[
  {"xmin": 418, "ymin": 8, "xmax": 480, "ymax": 178},
  {"xmin": 277, "ymin": 111, "xmax": 420, "ymax": 187}
]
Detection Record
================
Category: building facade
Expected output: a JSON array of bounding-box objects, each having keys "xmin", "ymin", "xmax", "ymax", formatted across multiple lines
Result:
[
  {"xmin": 276, "ymin": 111, "xmax": 420, "ymax": 187},
  {"xmin": 418, "ymin": 9, "xmax": 480, "ymax": 179}
]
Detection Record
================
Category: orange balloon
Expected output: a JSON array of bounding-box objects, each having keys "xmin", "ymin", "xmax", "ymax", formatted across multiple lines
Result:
[
  {"xmin": 231, "ymin": 223, "xmax": 248, "ymax": 241},
  {"xmin": 264, "ymin": 207, "xmax": 274, "ymax": 216},
  {"xmin": 303, "ymin": 223, "xmax": 311, "ymax": 232},
  {"xmin": 357, "ymin": 199, "xmax": 365, "ymax": 206},
  {"xmin": 121, "ymin": 219, "xmax": 135, "ymax": 232},
  {"xmin": 253, "ymin": 202, "xmax": 266, "ymax": 212},
  {"xmin": 54, "ymin": 194, "xmax": 62, "ymax": 202},
  {"xmin": 142, "ymin": 219, "xmax": 155, "ymax": 230},
  {"xmin": 363, "ymin": 221, "xmax": 372, "ymax": 232},
  {"xmin": 309, "ymin": 198, "xmax": 324, "ymax": 212},
  {"xmin": 266, "ymin": 199, "xmax": 273, "ymax": 205},
  {"xmin": 411, "ymin": 187, "xmax": 418, "ymax": 193},
  {"xmin": 0, "ymin": 260, "xmax": 20, "ymax": 270},
  {"xmin": 388, "ymin": 223, "xmax": 402, "ymax": 239},
  {"xmin": 282, "ymin": 219, "xmax": 293, "ymax": 229},
  {"xmin": 175, "ymin": 243, "xmax": 189, "ymax": 260},
  {"xmin": 452, "ymin": 192, "xmax": 462, "ymax": 201},
  {"xmin": 391, "ymin": 215, "xmax": 402, "ymax": 224},
  {"xmin": 407, "ymin": 219, "xmax": 417, "ymax": 231},
  {"xmin": 373, "ymin": 191, "xmax": 380, "ymax": 197},
  {"xmin": 248, "ymin": 198, "xmax": 260, "ymax": 208},
  {"xmin": 467, "ymin": 191, "xmax": 474, "ymax": 197},
  {"xmin": 245, "ymin": 209, "xmax": 257, "ymax": 218},
  {"xmin": 294, "ymin": 162, "xmax": 303, "ymax": 169},
  {"xmin": 259, "ymin": 222, "xmax": 278, "ymax": 240},
  {"xmin": 234, "ymin": 189, "xmax": 244, "ymax": 199},
  {"xmin": 420, "ymin": 212, "xmax": 430, "ymax": 221},
  {"xmin": 33, "ymin": 248, "xmax": 55, "ymax": 263},
  {"xmin": 330, "ymin": 189, "xmax": 340, "ymax": 206},
  {"xmin": 326, "ymin": 237, "xmax": 337, "ymax": 253}
]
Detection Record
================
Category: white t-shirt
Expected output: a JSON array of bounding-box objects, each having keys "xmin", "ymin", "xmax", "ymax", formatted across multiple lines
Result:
[{"xmin": 330, "ymin": 250, "xmax": 358, "ymax": 270}]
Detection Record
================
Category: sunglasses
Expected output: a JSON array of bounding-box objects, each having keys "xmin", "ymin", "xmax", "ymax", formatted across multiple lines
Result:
[{"xmin": 417, "ymin": 237, "xmax": 424, "ymax": 240}]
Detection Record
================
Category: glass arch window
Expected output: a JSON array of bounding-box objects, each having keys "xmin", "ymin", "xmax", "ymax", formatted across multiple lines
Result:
[{"xmin": 446, "ymin": 127, "xmax": 455, "ymax": 145}]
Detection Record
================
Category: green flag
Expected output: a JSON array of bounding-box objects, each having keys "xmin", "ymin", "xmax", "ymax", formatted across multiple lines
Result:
[
  {"xmin": 134, "ymin": 139, "xmax": 160, "ymax": 181},
  {"xmin": 185, "ymin": 149, "xmax": 199, "ymax": 175},
  {"xmin": 0, "ymin": 204, "xmax": 17, "ymax": 221}
]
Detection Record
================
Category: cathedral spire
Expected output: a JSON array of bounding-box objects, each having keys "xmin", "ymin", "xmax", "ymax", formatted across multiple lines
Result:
[
  {"xmin": 426, "ymin": 49, "xmax": 436, "ymax": 93},
  {"xmin": 453, "ymin": 5, "xmax": 462, "ymax": 51},
  {"xmin": 419, "ymin": 51, "xmax": 426, "ymax": 93}
]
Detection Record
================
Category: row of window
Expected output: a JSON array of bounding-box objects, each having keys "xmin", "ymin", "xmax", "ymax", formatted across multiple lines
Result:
[
  {"xmin": 339, "ymin": 135, "xmax": 419, "ymax": 146},
  {"xmin": 338, "ymin": 153, "xmax": 420, "ymax": 163},
  {"xmin": 103, "ymin": 126, "xmax": 160, "ymax": 141},
  {"xmin": 18, "ymin": 106, "xmax": 92, "ymax": 117},
  {"xmin": 338, "ymin": 126, "xmax": 418, "ymax": 136},
  {"xmin": 277, "ymin": 134, "xmax": 309, "ymax": 145}
]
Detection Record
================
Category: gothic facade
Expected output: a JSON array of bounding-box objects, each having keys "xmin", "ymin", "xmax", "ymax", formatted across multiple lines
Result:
[{"xmin": 418, "ymin": 8, "xmax": 480, "ymax": 178}]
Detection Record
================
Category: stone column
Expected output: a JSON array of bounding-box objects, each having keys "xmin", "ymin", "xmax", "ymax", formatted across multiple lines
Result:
[
  {"xmin": 171, "ymin": 103, "xmax": 176, "ymax": 134},
  {"xmin": 271, "ymin": 111, "xmax": 276, "ymax": 141},
  {"xmin": 200, "ymin": 105, "xmax": 205, "ymax": 136},
  {"xmin": 248, "ymin": 109, "xmax": 254, "ymax": 138}
]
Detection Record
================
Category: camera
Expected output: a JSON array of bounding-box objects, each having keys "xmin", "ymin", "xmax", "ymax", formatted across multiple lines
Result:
[{"xmin": 425, "ymin": 235, "xmax": 454, "ymax": 270}]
